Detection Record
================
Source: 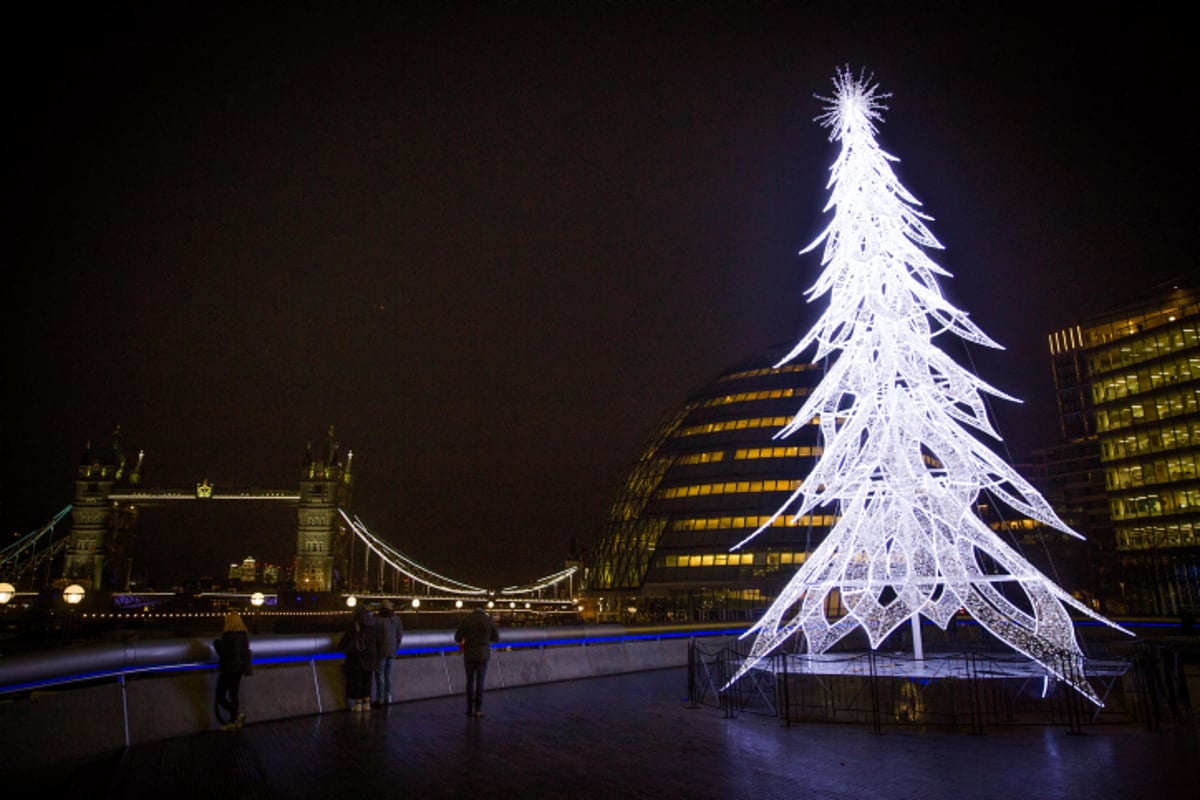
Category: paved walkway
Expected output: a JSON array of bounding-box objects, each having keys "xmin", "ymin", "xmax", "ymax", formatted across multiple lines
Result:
[{"xmin": 14, "ymin": 667, "xmax": 1198, "ymax": 799}]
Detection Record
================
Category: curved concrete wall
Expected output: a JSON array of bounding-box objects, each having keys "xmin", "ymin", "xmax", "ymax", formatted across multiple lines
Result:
[{"xmin": 1, "ymin": 624, "xmax": 738, "ymax": 773}]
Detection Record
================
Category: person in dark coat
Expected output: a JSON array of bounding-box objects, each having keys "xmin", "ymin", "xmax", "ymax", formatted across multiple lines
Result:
[
  {"xmin": 212, "ymin": 612, "xmax": 252, "ymax": 730},
  {"xmin": 372, "ymin": 599, "xmax": 404, "ymax": 707},
  {"xmin": 340, "ymin": 606, "xmax": 376, "ymax": 712},
  {"xmin": 454, "ymin": 607, "xmax": 499, "ymax": 718}
]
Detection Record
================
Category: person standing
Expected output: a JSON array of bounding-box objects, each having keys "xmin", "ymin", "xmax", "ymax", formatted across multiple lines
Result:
[
  {"xmin": 212, "ymin": 612, "xmax": 252, "ymax": 731},
  {"xmin": 454, "ymin": 607, "xmax": 499, "ymax": 718},
  {"xmin": 372, "ymin": 599, "xmax": 404, "ymax": 707},
  {"xmin": 340, "ymin": 605, "xmax": 376, "ymax": 712}
]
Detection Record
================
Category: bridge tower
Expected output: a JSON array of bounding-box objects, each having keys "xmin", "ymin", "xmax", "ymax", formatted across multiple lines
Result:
[
  {"xmin": 63, "ymin": 427, "xmax": 142, "ymax": 590},
  {"xmin": 294, "ymin": 428, "xmax": 353, "ymax": 592}
]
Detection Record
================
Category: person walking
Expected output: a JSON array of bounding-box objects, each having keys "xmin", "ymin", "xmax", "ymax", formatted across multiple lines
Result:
[
  {"xmin": 454, "ymin": 607, "xmax": 499, "ymax": 718},
  {"xmin": 212, "ymin": 612, "xmax": 252, "ymax": 731},
  {"xmin": 340, "ymin": 605, "xmax": 376, "ymax": 712},
  {"xmin": 372, "ymin": 599, "xmax": 404, "ymax": 707}
]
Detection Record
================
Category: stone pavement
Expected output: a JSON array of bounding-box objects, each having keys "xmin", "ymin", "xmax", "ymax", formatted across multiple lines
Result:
[{"xmin": 12, "ymin": 667, "xmax": 1197, "ymax": 799}]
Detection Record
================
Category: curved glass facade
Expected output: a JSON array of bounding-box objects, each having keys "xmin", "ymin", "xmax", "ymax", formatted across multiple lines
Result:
[{"xmin": 586, "ymin": 343, "xmax": 834, "ymax": 622}]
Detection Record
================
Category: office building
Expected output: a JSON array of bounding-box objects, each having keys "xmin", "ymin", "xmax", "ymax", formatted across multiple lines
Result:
[{"xmin": 1048, "ymin": 276, "xmax": 1200, "ymax": 614}]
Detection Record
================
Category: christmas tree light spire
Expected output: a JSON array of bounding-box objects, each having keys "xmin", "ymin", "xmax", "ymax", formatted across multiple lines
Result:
[{"xmin": 729, "ymin": 67, "xmax": 1128, "ymax": 705}]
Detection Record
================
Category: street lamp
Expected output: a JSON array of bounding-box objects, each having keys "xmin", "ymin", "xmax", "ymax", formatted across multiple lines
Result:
[
  {"xmin": 346, "ymin": 595, "xmax": 357, "ymax": 608},
  {"xmin": 62, "ymin": 583, "xmax": 85, "ymax": 644},
  {"xmin": 411, "ymin": 598, "xmax": 421, "ymax": 609},
  {"xmin": 0, "ymin": 582, "xmax": 14, "ymax": 604},
  {"xmin": 250, "ymin": 592, "xmax": 265, "ymax": 607}
]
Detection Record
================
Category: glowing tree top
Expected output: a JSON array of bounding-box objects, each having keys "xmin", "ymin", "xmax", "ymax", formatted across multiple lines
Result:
[{"xmin": 730, "ymin": 68, "xmax": 1126, "ymax": 704}]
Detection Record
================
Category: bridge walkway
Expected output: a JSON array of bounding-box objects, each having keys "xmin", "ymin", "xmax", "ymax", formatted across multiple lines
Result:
[{"xmin": 13, "ymin": 667, "xmax": 1197, "ymax": 799}]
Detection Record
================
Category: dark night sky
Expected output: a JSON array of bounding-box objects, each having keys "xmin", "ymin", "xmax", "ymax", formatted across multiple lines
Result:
[{"xmin": 3, "ymin": 3, "xmax": 1192, "ymax": 589}]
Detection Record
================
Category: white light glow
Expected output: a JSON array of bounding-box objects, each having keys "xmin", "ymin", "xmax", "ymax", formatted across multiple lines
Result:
[
  {"xmin": 728, "ymin": 68, "xmax": 1129, "ymax": 706},
  {"xmin": 339, "ymin": 510, "xmax": 488, "ymax": 595},
  {"xmin": 498, "ymin": 565, "xmax": 579, "ymax": 595},
  {"xmin": 340, "ymin": 510, "xmax": 578, "ymax": 598}
]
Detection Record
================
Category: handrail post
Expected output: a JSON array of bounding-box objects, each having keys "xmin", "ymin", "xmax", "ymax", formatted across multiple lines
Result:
[
  {"xmin": 687, "ymin": 639, "xmax": 697, "ymax": 707},
  {"xmin": 868, "ymin": 650, "xmax": 882, "ymax": 735},
  {"xmin": 779, "ymin": 651, "xmax": 791, "ymax": 728}
]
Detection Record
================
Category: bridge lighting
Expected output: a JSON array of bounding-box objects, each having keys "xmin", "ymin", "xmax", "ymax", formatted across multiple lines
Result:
[
  {"xmin": 250, "ymin": 592, "xmax": 265, "ymax": 607},
  {"xmin": 487, "ymin": 600, "xmax": 495, "ymax": 609},
  {"xmin": 0, "ymin": 582, "xmax": 14, "ymax": 604},
  {"xmin": 346, "ymin": 596, "xmax": 357, "ymax": 608},
  {"xmin": 337, "ymin": 511, "xmax": 577, "ymax": 599},
  {"xmin": 340, "ymin": 511, "xmax": 488, "ymax": 596},
  {"xmin": 455, "ymin": 600, "xmax": 463, "ymax": 609},
  {"xmin": 63, "ymin": 584, "xmax": 85, "ymax": 605},
  {"xmin": 411, "ymin": 598, "xmax": 421, "ymax": 609}
]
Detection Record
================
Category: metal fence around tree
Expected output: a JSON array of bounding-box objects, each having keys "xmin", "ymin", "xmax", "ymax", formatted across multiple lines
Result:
[{"xmin": 688, "ymin": 630, "xmax": 1194, "ymax": 734}]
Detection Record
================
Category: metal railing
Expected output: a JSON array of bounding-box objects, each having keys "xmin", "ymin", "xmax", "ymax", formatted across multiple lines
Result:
[
  {"xmin": 688, "ymin": 633, "xmax": 1196, "ymax": 733},
  {"xmin": 0, "ymin": 622, "xmax": 741, "ymax": 696}
]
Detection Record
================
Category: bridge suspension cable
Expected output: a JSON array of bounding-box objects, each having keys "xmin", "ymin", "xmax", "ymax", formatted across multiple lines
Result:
[
  {"xmin": 338, "ymin": 510, "xmax": 577, "ymax": 598},
  {"xmin": 499, "ymin": 565, "xmax": 579, "ymax": 596},
  {"xmin": 339, "ymin": 510, "xmax": 489, "ymax": 596},
  {"xmin": 0, "ymin": 505, "xmax": 73, "ymax": 588}
]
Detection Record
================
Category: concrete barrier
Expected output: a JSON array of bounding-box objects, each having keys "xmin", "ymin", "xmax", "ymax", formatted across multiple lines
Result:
[{"xmin": 0, "ymin": 624, "xmax": 740, "ymax": 772}]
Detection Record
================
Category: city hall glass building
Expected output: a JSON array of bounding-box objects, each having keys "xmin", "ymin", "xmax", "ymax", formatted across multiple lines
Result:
[{"xmin": 585, "ymin": 343, "xmax": 834, "ymax": 622}]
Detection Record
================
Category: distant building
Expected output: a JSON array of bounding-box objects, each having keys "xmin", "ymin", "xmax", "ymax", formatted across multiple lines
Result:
[
  {"xmin": 294, "ymin": 430, "xmax": 353, "ymax": 593},
  {"xmin": 1047, "ymin": 276, "xmax": 1200, "ymax": 615},
  {"xmin": 63, "ymin": 427, "xmax": 143, "ymax": 592},
  {"xmin": 584, "ymin": 343, "xmax": 832, "ymax": 623},
  {"xmin": 239, "ymin": 556, "xmax": 257, "ymax": 583}
]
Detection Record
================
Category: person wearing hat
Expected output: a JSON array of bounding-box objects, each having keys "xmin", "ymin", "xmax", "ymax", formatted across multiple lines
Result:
[
  {"xmin": 372, "ymin": 599, "xmax": 404, "ymax": 707},
  {"xmin": 212, "ymin": 612, "xmax": 252, "ymax": 730}
]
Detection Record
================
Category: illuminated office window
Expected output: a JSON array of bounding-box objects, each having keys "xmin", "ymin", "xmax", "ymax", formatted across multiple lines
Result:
[
  {"xmin": 734, "ymin": 446, "xmax": 821, "ymax": 459},
  {"xmin": 700, "ymin": 388, "xmax": 808, "ymax": 408},
  {"xmin": 675, "ymin": 417, "xmax": 797, "ymax": 437},
  {"xmin": 675, "ymin": 451, "xmax": 725, "ymax": 465}
]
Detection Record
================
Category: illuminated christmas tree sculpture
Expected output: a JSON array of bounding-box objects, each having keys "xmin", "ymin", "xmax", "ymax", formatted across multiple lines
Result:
[{"xmin": 729, "ymin": 68, "xmax": 1127, "ymax": 704}]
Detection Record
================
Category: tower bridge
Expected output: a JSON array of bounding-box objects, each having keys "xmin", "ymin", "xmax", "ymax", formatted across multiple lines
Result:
[{"xmin": 1, "ymin": 427, "xmax": 575, "ymax": 602}]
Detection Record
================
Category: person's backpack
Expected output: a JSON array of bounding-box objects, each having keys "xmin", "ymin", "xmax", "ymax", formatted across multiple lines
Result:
[{"xmin": 342, "ymin": 624, "xmax": 368, "ymax": 667}]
